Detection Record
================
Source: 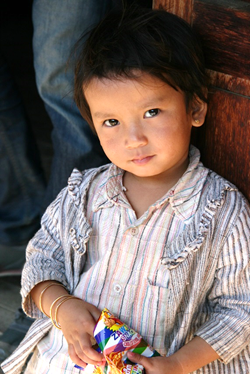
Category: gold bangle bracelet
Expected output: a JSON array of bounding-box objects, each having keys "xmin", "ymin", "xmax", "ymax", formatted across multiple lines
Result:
[
  {"xmin": 39, "ymin": 282, "xmax": 66, "ymax": 317},
  {"xmin": 49, "ymin": 294, "xmax": 70, "ymax": 322},
  {"xmin": 53, "ymin": 296, "xmax": 81, "ymax": 330}
]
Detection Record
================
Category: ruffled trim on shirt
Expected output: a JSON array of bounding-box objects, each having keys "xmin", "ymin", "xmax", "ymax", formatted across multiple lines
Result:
[
  {"xmin": 67, "ymin": 166, "xmax": 109, "ymax": 257},
  {"xmin": 161, "ymin": 184, "xmax": 237, "ymax": 270},
  {"xmin": 67, "ymin": 168, "xmax": 84, "ymax": 206}
]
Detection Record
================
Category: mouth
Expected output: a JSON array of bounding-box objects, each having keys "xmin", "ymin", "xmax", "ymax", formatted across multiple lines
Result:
[{"xmin": 131, "ymin": 155, "xmax": 154, "ymax": 165}]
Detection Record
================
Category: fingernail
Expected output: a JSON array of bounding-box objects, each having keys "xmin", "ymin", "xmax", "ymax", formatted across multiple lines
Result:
[
  {"xmin": 128, "ymin": 352, "xmax": 136, "ymax": 357},
  {"xmin": 97, "ymin": 361, "xmax": 106, "ymax": 366}
]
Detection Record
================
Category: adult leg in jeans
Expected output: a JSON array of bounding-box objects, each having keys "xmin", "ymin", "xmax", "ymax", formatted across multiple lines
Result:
[
  {"xmin": 0, "ymin": 55, "xmax": 46, "ymax": 276},
  {"xmin": 32, "ymin": 0, "xmax": 115, "ymax": 209},
  {"xmin": 0, "ymin": 55, "xmax": 44, "ymax": 360}
]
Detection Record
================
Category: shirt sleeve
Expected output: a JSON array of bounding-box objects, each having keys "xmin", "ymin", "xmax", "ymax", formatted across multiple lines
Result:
[
  {"xmin": 21, "ymin": 187, "xmax": 70, "ymax": 318},
  {"xmin": 195, "ymin": 198, "xmax": 250, "ymax": 364}
]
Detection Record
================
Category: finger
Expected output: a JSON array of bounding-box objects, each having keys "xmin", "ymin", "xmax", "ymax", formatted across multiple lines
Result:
[
  {"xmin": 68, "ymin": 343, "xmax": 87, "ymax": 368},
  {"xmin": 90, "ymin": 306, "xmax": 102, "ymax": 321},
  {"xmin": 127, "ymin": 352, "xmax": 148, "ymax": 366},
  {"xmin": 78, "ymin": 334, "xmax": 104, "ymax": 361},
  {"xmin": 71, "ymin": 340, "xmax": 104, "ymax": 365},
  {"xmin": 78, "ymin": 346, "xmax": 104, "ymax": 364},
  {"xmin": 68, "ymin": 343, "xmax": 105, "ymax": 367}
]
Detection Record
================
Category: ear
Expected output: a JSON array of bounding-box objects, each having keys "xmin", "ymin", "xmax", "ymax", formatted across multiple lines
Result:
[{"xmin": 190, "ymin": 97, "xmax": 207, "ymax": 128}]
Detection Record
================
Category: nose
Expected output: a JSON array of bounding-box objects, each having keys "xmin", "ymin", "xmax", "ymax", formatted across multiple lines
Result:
[{"xmin": 124, "ymin": 122, "xmax": 148, "ymax": 149}]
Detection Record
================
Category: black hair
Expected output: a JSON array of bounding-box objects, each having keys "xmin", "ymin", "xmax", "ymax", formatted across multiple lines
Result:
[{"xmin": 74, "ymin": 6, "xmax": 208, "ymax": 131}]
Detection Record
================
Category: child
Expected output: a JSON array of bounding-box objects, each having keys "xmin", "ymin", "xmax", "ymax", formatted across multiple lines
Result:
[{"xmin": 2, "ymin": 6, "xmax": 250, "ymax": 374}]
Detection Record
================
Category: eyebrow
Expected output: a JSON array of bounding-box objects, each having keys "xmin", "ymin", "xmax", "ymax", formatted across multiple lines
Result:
[
  {"xmin": 92, "ymin": 111, "xmax": 115, "ymax": 119},
  {"xmin": 92, "ymin": 95, "xmax": 168, "ymax": 119},
  {"xmin": 139, "ymin": 95, "xmax": 167, "ymax": 108}
]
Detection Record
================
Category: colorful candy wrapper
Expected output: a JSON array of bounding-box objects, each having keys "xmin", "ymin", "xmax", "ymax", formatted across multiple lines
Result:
[{"xmin": 75, "ymin": 308, "xmax": 160, "ymax": 374}]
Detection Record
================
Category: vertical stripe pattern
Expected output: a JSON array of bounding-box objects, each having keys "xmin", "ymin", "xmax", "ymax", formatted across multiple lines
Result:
[{"xmin": 2, "ymin": 146, "xmax": 250, "ymax": 374}]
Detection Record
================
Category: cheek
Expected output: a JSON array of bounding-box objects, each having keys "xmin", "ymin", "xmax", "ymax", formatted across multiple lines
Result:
[
  {"xmin": 99, "ymin": 136, "xmax": 118, "ymax": 157},
  {"xmin": 152, "ymin": 121, "xmax": 191, "ymax": 150},
  {"xmin": 151, "ymin": 123, "xmax": 176, "ymax": 142}
]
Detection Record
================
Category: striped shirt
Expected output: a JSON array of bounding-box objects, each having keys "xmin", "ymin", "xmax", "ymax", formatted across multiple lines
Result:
[{"xmin": 2, "ymin": 146, "xmax": 250, "ymax": 374}]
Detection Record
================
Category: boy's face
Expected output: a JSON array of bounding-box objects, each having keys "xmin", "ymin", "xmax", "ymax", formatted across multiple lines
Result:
[{"xmin": 85, "ymin": 73, "xmax": 206, "ymax": 183}]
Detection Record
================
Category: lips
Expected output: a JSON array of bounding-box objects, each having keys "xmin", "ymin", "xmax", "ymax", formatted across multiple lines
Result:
[{"xmin": 132, "ymin": 155, "xmax": 154, "ymax": 165}]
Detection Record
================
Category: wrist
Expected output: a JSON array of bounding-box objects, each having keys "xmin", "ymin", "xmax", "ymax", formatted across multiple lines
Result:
[
  {"xmin": 167, "ymin": 355, "xmax": 185, "ymax": 374},
  {"xmin": 51, "ymin": 295, "xmax": 82, "ymax": 329},
  {"xmin": 33, "ymin": 281, "xmax": 69, "ymax": 317},
  {"xmin": 167, "ymin": 337, "xmax": 220, "ymax": 373}
]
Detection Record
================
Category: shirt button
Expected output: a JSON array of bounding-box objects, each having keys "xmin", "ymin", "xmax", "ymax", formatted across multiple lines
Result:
[
  {"xmin": 114, "ymin": 284, "xmax": 122, "ymax": 293},
  {"xmin": 130, "ymin": 227, "xmax": 138, "ymax": 236}
]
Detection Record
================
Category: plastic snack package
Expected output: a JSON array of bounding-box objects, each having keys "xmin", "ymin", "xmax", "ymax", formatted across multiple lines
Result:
[{"xmin": 75, "ymin": 308, "xmax": 160, "ymax": 373}]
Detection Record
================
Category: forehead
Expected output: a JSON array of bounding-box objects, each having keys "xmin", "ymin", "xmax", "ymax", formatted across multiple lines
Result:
[
  {"xmin": 85, "ymin": 73, "xmax": 164, "ymax": 94},
  {"xmin": 84, "ymin": 72, "xmax": 185, "ymax": 111}
]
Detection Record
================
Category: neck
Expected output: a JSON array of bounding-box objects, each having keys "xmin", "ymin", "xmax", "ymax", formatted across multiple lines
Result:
[
  {"xmin": 124, "ymin": 158, "xmax": 189, "ymax": 192},
  {"xmin": 123, "ymin": 159, "xmax": 189, "ymax": 218}
]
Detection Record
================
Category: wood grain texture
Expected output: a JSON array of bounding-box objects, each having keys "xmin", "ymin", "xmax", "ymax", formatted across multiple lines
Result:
[
  {"xmin": 153, "ymin": 0, "xmax": 194, "ymax": 23},
  {"xmin": 194, "ymin": 89, "xmax": 250, "ymax": 199},
  {"xmin": 154, "ymin": 1, "xmax": 250, "ymax": 82},
  {"xmin": 153, "ymin": 0, "xmax": 250, "ymax": 200},
  {"xmin": 193, "ymin": 0, "xmax": 250, "ymax": 79},
  {"xmin": 207, "ymin": 70, "xmax": 250, "ymax": 97}
]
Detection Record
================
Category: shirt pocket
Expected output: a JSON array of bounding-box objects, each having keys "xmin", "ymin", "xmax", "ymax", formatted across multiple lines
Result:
[{"xmin": 122, "ymin": 277, "xmax": 170, "ymax": 355}]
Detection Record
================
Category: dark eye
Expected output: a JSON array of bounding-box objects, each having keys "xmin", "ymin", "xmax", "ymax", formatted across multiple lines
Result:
[
  {"xmin": 103, "ymin": 119, "xmax": 119, "ymax": 127},
  {"xmin": 144, "ymin": 109, "xmax": 160, "ymax": 118}
]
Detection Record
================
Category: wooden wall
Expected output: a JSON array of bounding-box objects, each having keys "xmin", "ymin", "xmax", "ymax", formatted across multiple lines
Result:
[{"xmin": 153, "ymin": 0, "xmax": 250, "ymax": 200}]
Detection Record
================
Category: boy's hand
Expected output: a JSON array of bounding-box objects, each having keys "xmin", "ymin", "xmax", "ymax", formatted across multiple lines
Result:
[
  {"xmin": 127, "ymin": 352, "xmax": 184, "ymax": 374},
  {"xmin": 57, "ymin": 298, "xmax": 105, "ymax": 368},
  {"xmin": 128, "ymin": 336, "xmax": 220, "ymax": 374}
]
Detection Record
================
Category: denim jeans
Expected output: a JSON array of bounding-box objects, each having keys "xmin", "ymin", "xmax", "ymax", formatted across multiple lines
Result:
[
  {"xmin": 0, "ymin": 56, "xmax": 46, "ymax": 266},
  {"xmin": 32, "ymin": 0, "xmax": 115, "ymax": 208}
]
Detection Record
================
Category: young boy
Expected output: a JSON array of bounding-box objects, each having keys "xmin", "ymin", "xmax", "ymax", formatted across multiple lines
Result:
[{"xmin": 2, "ymin": 6, "xmax": 250, "ymax": 374}]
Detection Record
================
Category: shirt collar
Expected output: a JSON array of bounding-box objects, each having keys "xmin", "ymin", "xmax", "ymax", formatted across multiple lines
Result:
[
  {"xmin": 93, "ymin": 145, "xmax": 208, "ymax": 222},
  {"xmin": 167, "ymin": 145, "xmax": 209, "ymax": 222},
  {"xmin": 92, "ymin": 165, "xmax": 127, "ymax": 211}
]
